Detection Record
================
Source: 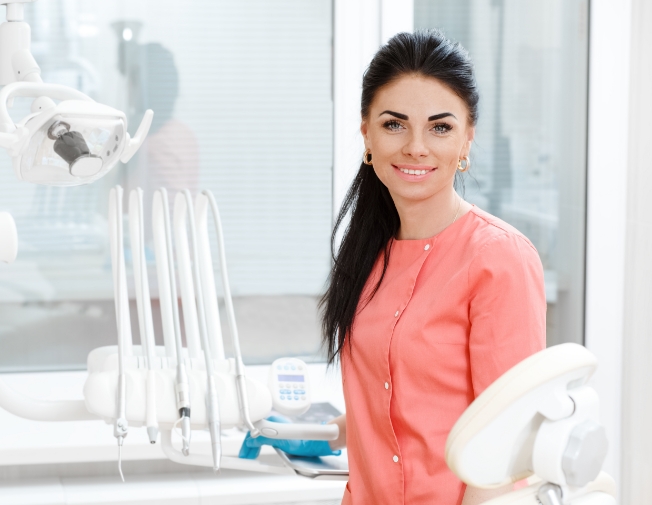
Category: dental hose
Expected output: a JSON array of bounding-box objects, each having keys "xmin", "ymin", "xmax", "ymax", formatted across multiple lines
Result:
[
  {"xmin": 134, "ymin": 189, "xmax": 159, "ymax": 445},
  {"xmin": 159, "ymin": 188, "xmax": 191, "ymax": 455},
  {"xmin": 183, "ymin": 190, "xmax": 221, "ymax": 473},
  {"xmin": 202, "ymin": 190, "xmax": 259, "ymax": 437},
  {"xmin": 112, "ymin": 186, "xmax": 128, "ymax": 481}
]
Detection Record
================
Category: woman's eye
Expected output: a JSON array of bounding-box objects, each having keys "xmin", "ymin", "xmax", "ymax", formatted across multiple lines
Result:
[
  {"xmin": 432, "ymin": 123, "xmax": 453, "ymax": 134},
  {"xmin": 383, "ymin": 120, "xmax": 404, "ymax": 131}
]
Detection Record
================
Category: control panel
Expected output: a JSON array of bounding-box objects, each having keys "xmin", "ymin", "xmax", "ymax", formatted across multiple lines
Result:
[{"xmin": 269, "ymin": 357, "xmax": 311, "ymax": 416}]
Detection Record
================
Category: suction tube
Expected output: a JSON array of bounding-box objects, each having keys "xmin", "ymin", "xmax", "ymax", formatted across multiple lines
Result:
[
  {"xmin": 176, "ymin": 190, "xmax": 221, "ymax": 472},
  {"xmin": 197, "ymin": 190, "xmax": 259, "ymax": 437}
]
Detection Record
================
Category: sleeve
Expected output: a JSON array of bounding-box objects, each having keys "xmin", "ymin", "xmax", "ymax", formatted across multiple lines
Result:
[{"xmin": 467, "ymin": 233, "xmax": 547, "ymax": 397}]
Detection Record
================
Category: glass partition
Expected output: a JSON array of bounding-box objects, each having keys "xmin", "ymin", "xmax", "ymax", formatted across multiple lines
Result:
[
  {"xmin": 415, "ymin": 0, "xmax": 589, "ymax": 346},
  {"xmin": 0, "ymin": 0, "xmax": 333, "ymax": 371}
]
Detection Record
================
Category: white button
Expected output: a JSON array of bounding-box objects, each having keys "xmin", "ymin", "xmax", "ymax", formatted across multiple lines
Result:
[
  {"xmin": 262, "ymin": 427, "xmax": 279, "ymax": 436},
  {"xmin": 384, "ymin": 382, "xmax": 389, "ymax": 389},
  {"xmin": 393, "ymin": 455, "xmax": 399, "ymax": 463},
  {"xmin": 394, "ymin": 310, "xmax": 399, "ymax": 317},
  {"xmin": 424, "ymin": 244, "xmax": 430, "ymax": 251}
]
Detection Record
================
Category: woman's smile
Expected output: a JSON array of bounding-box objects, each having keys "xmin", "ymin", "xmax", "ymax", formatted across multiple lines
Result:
[{"xmin": 393, "ymin": 163, "xmax": 436, "ymax": 182}]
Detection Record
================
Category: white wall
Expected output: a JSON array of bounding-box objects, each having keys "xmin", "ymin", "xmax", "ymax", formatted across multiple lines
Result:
[
  {"xmin": 584, "ymin": 0, "xmax": 631, "ymax": 493},
  {"xmin": 621, "ymin": 0, "xmax": 652, "ymax": 501}
]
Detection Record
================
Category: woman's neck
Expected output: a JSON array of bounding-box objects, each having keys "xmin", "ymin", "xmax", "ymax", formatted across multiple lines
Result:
[{"xmin": 394, "ymin": 188, "xmax": 468, "ymax": 240}]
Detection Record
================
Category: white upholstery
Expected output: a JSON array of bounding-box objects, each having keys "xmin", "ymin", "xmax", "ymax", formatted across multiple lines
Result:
[{"xmin": 445, "ymin": 343, "xmax": 616, "ymax": 504}]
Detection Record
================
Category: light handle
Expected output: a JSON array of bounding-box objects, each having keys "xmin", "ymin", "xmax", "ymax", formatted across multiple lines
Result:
[{"xmin": 120, "ymin": 109, "xmax": 153, "ymax": 163}]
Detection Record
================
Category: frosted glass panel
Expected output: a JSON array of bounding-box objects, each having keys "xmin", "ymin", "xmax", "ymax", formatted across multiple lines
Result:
[
  {"xmin": 415, "ymin": 0, "xmax": 589, "ymax": 346},
  {"xmin": 0, "ymin": 0, "xmax": 332, "ymax": 371}
]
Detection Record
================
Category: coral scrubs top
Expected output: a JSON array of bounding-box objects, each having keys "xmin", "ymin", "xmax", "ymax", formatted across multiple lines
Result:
[{"xmin": 340, "ymin": 206, "xmax": 546, "ymax": 505}]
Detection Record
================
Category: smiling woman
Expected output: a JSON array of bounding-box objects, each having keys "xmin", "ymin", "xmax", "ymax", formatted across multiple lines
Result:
[
  {"xmin": 318, "ymin": 31, "xmax": 546, "ymax": 505},
  {"xmin": 361, "ymin": 75, "xmax": 474, "ymax": 237}
]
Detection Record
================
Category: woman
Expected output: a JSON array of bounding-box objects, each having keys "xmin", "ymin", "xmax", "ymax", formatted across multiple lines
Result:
[{"xmin": 241, "ymin": 31, "xmax": 546, "ymax": 505}]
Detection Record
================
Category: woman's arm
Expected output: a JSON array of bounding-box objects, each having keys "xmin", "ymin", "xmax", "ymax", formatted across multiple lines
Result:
[
  {"xmin": 461, "ymin": 484, "xmax": 513, "ymax": 505},
  {"xmin": 328, "ymin": 414, "xmax": 346, "ymax": 450}
]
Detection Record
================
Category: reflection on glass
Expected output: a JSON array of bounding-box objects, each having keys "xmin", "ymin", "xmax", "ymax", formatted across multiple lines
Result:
[
  {"xmin": 415, "ymin": 0, "xmax": 589, "ymax": 346},
  {"xmin": 0, "ymin": 0, "xmax": 333, "ymax": 371}
]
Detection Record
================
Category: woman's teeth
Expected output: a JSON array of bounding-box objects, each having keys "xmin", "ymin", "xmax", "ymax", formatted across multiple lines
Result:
[{"xmin": 399, "ymin": 168, "xmax": 430, "ymax": 175}]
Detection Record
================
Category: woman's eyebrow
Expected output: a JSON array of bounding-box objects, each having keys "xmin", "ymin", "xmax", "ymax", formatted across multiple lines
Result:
[
  {"xmin": 379, "ymin": 110, "xmax": 408, "ymax": 120},
  {"xmin": 378, "ymin": 110, "xmax": 457, "ymax": 121},
  {"xmin": 428, "ymin": 112, "xmax": 456, "ymax": 121}
]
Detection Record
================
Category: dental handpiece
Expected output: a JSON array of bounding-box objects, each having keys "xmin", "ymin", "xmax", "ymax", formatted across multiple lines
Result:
[
  {"xmin": 159, "ymin": 188, "xmax": 191, "ymax": 455},
  {"xmin": 130, "ymin": 189, "xmax": 159, "ymax": 444},
  {"xmin": 183, "ymin": 190, "xmax": 221, "ymax": 472},
  {"xmin": 111, "ymin": 186, "xmax": 129, "ymax": 481}
]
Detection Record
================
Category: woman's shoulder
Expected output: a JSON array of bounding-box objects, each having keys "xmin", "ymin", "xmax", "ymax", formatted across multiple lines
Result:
[{"xmin": 463, "ymin": 206, "xmax": 538, "ymax": 257}]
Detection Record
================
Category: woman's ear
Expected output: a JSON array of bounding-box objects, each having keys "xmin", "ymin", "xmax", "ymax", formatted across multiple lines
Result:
[
  {"xmin": 360, "ymin": 120, "xmax": 369, "ymax": 144},
  {"xmin": 463, "ymin": 126, "xmax": 476, "ymax": 156}
]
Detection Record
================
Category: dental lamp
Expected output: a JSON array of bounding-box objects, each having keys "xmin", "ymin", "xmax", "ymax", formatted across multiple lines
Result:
[{"xmin": 0, "ymin": 0, "xmax": 152, "ymax": 186}]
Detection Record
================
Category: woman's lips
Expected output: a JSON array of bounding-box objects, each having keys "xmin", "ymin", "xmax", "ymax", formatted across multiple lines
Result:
[{"xmin": 393, "ymin": 164, "xmax": 436, "ymax": 182}]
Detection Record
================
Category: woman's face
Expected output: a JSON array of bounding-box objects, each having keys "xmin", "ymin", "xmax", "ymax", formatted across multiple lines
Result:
[{"xmin": 361, "ymin": 74, "xmax": 475, "ymax": 206}]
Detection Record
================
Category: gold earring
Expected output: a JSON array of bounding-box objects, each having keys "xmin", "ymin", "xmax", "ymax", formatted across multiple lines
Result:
[
  {"xmin": 457, "ymin": 156, "xmax": 470, "ymax": 172},
  {"xmin": 363, "ymin": 149, "xmax": 373, "ymax": 165}
]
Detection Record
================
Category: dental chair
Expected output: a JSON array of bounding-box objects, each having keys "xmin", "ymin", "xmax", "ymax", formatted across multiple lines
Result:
[{"xmin": 446, "ymin": 343, "xmax": 616, "ymax": 505}]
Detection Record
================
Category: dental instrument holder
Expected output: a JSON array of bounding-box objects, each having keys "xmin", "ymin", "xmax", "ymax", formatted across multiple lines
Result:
[
  {"xmin": 446, "ymin": 343, "xmax": 616, "ymax": 505},
  {"xmin": 0, "ymin": 184, "xmax": 338, "ymax": 478}
]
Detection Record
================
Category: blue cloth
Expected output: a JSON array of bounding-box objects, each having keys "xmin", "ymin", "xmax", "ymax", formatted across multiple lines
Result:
[{"xmin": 238, "ymin": 416, "xmax": 341, "ymax": 459}]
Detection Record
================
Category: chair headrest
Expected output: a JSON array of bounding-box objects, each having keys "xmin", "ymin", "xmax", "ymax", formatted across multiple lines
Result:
[{"xmin": 445, "ymin": 343, "xmax": 598, "ymax": 488}]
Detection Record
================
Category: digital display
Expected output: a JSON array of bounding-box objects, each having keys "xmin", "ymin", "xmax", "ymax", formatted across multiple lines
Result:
[{"xmin": 278, "ymin": 374, "xmax": 304, "ymax": 382}]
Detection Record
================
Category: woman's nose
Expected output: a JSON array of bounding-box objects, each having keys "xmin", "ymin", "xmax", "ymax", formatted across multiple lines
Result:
[{"xmin": 402, "ymin": 132, "xmax": 429, "ymax": 159}]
